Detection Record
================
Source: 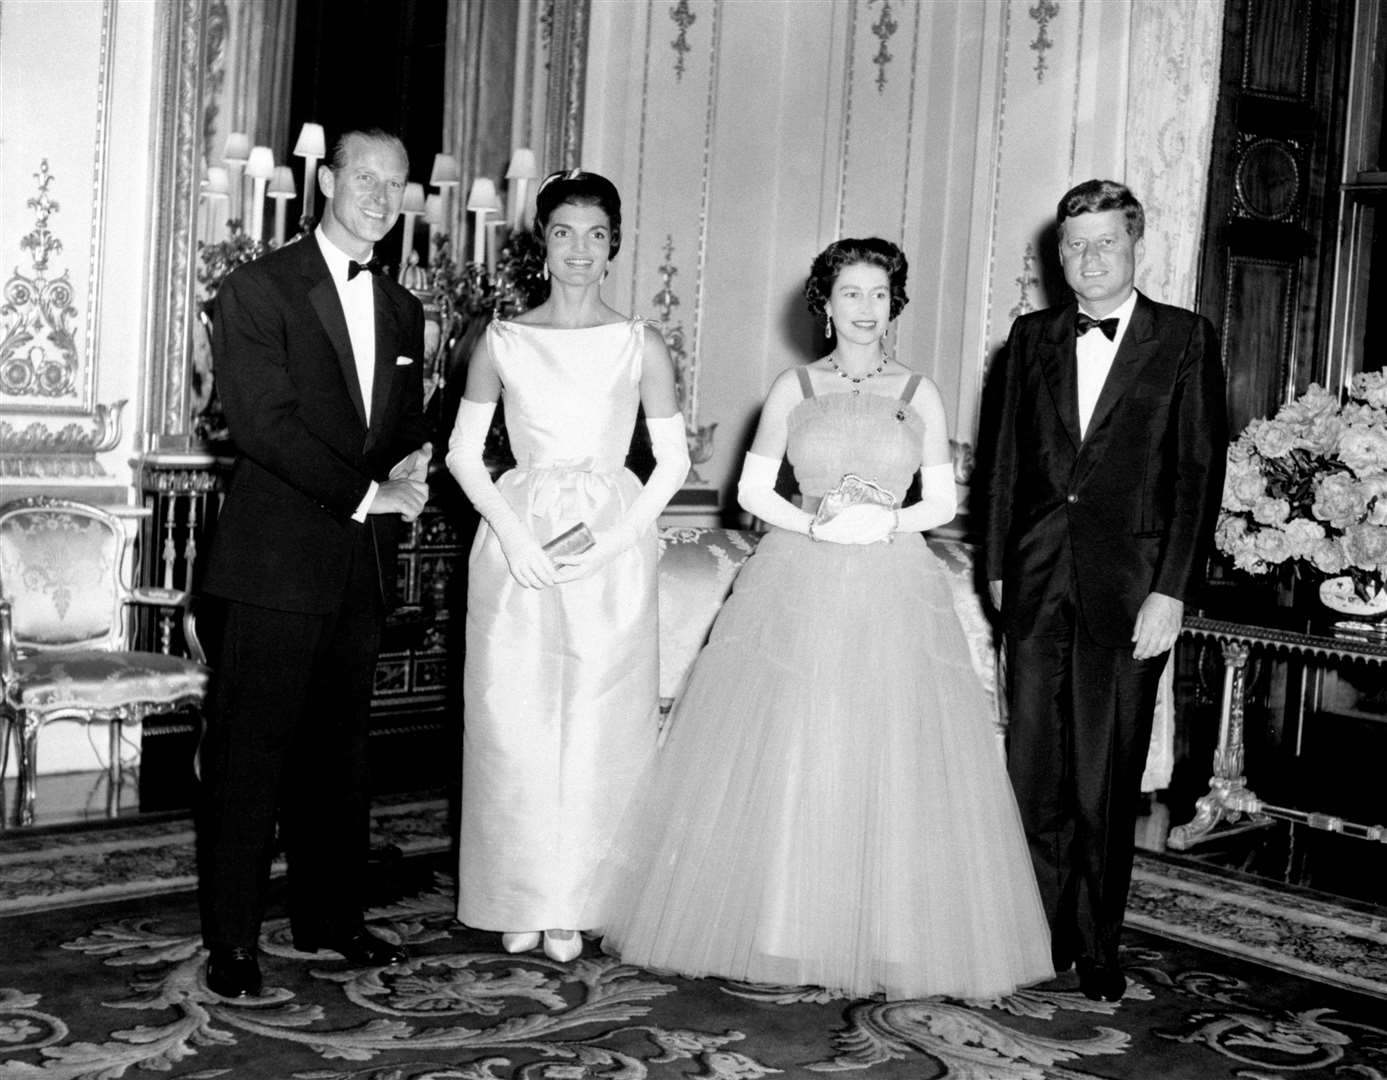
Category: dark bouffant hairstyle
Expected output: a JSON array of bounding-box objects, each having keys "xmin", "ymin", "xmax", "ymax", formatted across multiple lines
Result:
[
  {"xmin": 1056, "ymin": 179, "xmax": 1145, "ymax": 241},
  {"xmin": 803, "ymin": 237, "xmax": 910, "ymax": 323},
  {"xmin": 328, "ymin": 128, "xmax": 409, "ymax": 172},
  {"xmin": 533, "ymin": 169, "xmax": 623, "ymax": 258}
]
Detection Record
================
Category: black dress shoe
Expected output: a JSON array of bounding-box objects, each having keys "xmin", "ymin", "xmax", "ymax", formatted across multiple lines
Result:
[
  {"xmin": 293, "ymin": 925, "xmax": 407, "ymax": 966},
  {"xmin": 205, "ymin": 946, "xmax": 262, "ymax": 998},
  {"xmin": 1076, "ymin": 959, "xmax": 1126, "ymax": 1002}
]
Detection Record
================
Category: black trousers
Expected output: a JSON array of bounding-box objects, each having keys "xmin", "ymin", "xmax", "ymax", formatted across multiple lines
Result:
[
  {"xmin": 198, "ymin": 531, "xmax": 383, "ymax": 952},
  {"xmin": 1003, "ymin": 568, "xmax": 1165, "ymax": 969}
]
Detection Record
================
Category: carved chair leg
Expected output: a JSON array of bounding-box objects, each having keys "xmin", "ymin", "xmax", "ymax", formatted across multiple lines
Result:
[{"xmin": 19, "ymin": 716, "xmax": 38, "ymax": 827}]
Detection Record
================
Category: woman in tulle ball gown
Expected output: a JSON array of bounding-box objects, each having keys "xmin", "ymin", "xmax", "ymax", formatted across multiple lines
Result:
[
  {"xmin": 445, "ymin": 170, "xmax": 689, "ymax": 963},
  {"xmin": 593, "ymin": 237, "xmax": 1053, "ymax": 1001}
]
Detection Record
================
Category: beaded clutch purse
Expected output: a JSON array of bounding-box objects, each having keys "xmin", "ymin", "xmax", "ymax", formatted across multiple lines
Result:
[
  {"xmin": 542, "ymin": 522, "xmax": 596, "ymax": 557},
  {"xmin": 812, "ymin": 473, "xmax": 897, "ymax": 524}
]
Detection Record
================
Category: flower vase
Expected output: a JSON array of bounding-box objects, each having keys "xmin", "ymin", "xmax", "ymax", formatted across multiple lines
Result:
[{"xmin": 1317, "ymin": 576, "xmax": 1387, "ymax": 637}]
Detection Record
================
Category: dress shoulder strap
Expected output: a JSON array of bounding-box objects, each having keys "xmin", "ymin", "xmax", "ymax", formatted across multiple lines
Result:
[
  {"xmin": 900, "ymin": 373, "xmax": 923, "ymax": 403},
  {"xmin": 796, "ymin": 366, "xmax": 816, "ymax": 399}
]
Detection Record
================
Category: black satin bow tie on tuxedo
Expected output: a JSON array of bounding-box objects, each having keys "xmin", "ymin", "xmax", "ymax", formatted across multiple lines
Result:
[
  {"xmin": 347, "ymin": 257, "xmax": 383, "ymax": 280},
  {"xmin": 1075, "ymin": 312, "xmax": 1119, "ymax": 340}
]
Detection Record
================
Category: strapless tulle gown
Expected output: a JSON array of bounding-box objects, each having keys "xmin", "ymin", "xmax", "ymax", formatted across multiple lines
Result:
[
  {"xmin": 458, "ymin": 318, "xmax": 659, "ymax": 933},
  {"xmin": 593, "ymin": 373, "xmax": 1053, "ymax": 1000}
]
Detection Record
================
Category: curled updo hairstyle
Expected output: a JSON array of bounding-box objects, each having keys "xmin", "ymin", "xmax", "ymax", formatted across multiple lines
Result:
[
  {"xmin": 1056, "ymin": 179, "xmax": 1145, "ymax": 241},
  {"xmin": 533, "ymin": 169, "xmax": 623, "ymax": 258},
  {"xmin": 803, "ymin": 237, "xmax": 910, "ymax": 322}
]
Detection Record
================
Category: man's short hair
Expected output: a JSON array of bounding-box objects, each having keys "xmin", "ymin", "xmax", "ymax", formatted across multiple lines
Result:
[
  {"xmin": 328, "ymin": 128, "xmax": 409, "ymax": 173},
  {"xmin": 1056, "ymin": 179, "xmax": 1144, "ymax": 241}
]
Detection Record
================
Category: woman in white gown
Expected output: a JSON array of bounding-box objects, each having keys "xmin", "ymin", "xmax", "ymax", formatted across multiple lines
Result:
[
  {"xmin": 595, "ymin": 238, "xmax": 1053, "ymax": 1000},
  {"xmin": 445, "ymin": 171, "xmax": 689, "ymax": 963}
]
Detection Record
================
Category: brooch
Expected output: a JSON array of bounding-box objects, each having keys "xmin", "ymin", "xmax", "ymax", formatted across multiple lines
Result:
[{"xmin": 895, "ymin": 408, "xmax": 907, "ymax": 422}]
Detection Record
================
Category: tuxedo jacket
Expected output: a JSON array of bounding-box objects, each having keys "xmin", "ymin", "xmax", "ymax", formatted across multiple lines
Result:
[
  {"xmin": 203, "ymin": 234, "xmax": 428, "ymax": 615},
  {"xmin": 983, "ymin": 291, "xmax": 1227, "ymax": 648}
]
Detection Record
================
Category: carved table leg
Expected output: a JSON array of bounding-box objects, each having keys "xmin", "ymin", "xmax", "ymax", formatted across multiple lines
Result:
[{"xmin": 1168, "ymin": 639, "xmax": 1272, "ymax": 849}]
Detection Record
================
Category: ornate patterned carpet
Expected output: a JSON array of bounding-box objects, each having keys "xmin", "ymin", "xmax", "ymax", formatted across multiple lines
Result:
[{"xmin": 2, "ymin": 798, "xmax": 1385, "ymax": 1079}]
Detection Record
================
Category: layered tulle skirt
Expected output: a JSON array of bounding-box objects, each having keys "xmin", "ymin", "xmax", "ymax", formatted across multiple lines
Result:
[{"xmin": 591, "ymin": 528, "xmax": 1053, "ymax": 1000}]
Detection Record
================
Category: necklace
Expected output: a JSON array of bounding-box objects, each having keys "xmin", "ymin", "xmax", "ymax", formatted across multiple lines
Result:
[{"xmin": 826, "ymin": 351, "xmax": 887, "ymax": 394}]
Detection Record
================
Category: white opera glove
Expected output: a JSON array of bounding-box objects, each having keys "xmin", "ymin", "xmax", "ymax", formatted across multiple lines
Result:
[
  {"xmin": 890, "ymin": 463, "xmax": 957, "ymax": 535},
  {"xmin": 737, "ymin": 452, "xmax": 814, "ymax": 535},
  {"xmin": 813, "ymin": 503, "xmax": 896, "ymax": 545},
  {"xmin": 554, "ymin": 413, "xmax": 691, "ymax": 579},
  {"xmin": 446, "ymin": 398, "xmax": 558, "ymax": 589}
]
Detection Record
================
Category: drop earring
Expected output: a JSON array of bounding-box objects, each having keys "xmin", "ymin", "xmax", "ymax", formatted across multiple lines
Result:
[
  {"xmin": 543, "ymin": 262, "xmax": 551, "ymax": 281},
  {"xmin": 824, "ymin": 314, "xmax": 832, "ymax": 339}
]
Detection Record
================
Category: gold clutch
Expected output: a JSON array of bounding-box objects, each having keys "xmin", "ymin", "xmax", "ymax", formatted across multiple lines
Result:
[
  {"xmin": 813, "ymin": 473, "xmax": 897, "ymax": 524},
  {"xmin": 542, "ymin": 522, "xmax": 596, "ymax": 557}
]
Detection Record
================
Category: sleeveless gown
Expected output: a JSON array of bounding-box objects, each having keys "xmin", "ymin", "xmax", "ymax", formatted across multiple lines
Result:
[
  {"xmin": 594, "ymin": 373, "xmax": 1054, "ymax": 1000},
  {"xmin": 458, "ymin": 318, "xmax": 659, "ymax": 932}
]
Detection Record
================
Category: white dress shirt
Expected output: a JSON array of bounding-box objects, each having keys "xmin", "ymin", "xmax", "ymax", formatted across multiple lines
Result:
[
  {"xmin": 315, "ymin": 227, "xmax": 379, "ymax": 520},
  {"xmin": 1075, "ymin": 290, "xmax": 1137, "ymax": 439}
]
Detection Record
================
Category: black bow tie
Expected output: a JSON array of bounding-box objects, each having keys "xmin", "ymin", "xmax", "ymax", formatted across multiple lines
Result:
[
  {"xmin": 347, "ymin": 257, "xmax": 383, "ymax": 280},
  {"xmin": 1076, "ymin": 312, "xmax": 1119, "ymax": 340}
]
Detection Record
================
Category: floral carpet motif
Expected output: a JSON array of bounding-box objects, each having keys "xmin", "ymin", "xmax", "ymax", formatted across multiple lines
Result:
[
  {"xmin": 3, "ymin": 803, "xmax": 1387, "ymax": 1078},
  {"xmin": 3, "ymin": 869, "xmax": 1386, "ymax": 1080}
]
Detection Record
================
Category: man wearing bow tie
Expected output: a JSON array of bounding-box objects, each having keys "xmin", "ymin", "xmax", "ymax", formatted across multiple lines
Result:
[
  {"xmin": 197, "ymin": 128, "xmax": 432, "ymax": 998},
  {"xmin": 982, "ymin": 180, "xmax": 1227, "ymax": 1002}
]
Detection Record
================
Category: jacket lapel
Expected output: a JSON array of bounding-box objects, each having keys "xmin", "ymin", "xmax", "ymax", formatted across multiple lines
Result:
[
  {"xmin": 1039, "ymin": 307, "xmax": 1081, "ymax": 450},
  {"xmin": 303, "ymin": 237, "xmax": 369, "ymax": 427},
  {"xmin": 1083, "ymin": 291, "xmax": 1158, "ymax": 441},
  {"xmin": 366, "ymin": 278, "xmax": 401, "ymax": 444}
]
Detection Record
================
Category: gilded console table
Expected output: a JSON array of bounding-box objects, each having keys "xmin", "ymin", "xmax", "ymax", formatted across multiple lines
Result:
[{"xmin": 1168, "ymin": 615, "xmax": 1387, "ymax": 849}]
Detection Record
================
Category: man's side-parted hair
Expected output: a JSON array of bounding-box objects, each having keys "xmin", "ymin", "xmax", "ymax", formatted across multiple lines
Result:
[
  {"xmin": 328, "ymin": 128, "xmax": 410, "ymax": 173},
  {"xmin": 1056, "ymin": 179, "xmax": 1145, "ymax": 241}
]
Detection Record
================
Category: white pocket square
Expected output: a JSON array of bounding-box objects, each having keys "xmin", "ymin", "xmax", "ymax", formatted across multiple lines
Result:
[{"xmin": 395, "ymin": 355, "xmax": 414, "ymax": 366}]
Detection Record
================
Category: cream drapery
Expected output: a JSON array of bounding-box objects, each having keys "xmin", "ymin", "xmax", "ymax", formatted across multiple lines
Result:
[{"xmin": 1125, "ymin": 0, "xmax": 1225, "ymax": 792}]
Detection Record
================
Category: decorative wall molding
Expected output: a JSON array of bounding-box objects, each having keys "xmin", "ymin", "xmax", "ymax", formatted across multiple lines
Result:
[
  {"xmin": 669, "ymin": 0, "xmax": 695, "ymax": 81},
  {"xmin": 1028, "ymin": 0, "xmax": 1059, "ymax": 83},
  {"xmin": 868, "ymin": 0, "xmax": 899, "ymax": 92},
  {"xmin": 144, "ymin": 0, "xmax": 205, "ymax": 440},
  {"xmin": 2, "ymin": 162, "xmax": 79, "ymax": 403},
  {"xmin": 0, "ymin": 400, "xmax": 126, "ymax": 479}
]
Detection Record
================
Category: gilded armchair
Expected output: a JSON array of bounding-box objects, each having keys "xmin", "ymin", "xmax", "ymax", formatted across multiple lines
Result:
[{"xmin": 0, "ymin": 497, "xmax": 209, "ymax": 826}]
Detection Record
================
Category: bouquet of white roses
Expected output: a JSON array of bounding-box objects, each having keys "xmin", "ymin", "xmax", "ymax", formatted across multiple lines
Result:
[{"xmin": 1217, "ymin": 370, "xmax": 1387, "ymax": 601}]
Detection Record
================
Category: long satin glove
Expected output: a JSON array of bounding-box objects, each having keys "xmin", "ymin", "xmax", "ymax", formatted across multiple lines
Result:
[
  {"xmin": 736, "ymin": 451, "xmax": 813, "ymax": 535},
  {"xmin": 737, "ymin": 451, "xmax": 888, "ymax": 544},
  {"xmin": 555, "ymin": 413, "xmax": 692, "ymax": 577},
  {"xmin": 445, "ymin": 398, "xmax": 558, "ymax": 589},
  {"xmin": 890, "ymin": 462, "xmax": 957, "ymax": 534}
]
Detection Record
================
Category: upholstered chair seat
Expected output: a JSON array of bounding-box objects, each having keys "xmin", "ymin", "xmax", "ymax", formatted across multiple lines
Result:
[{"xmin": 0, "ymin": 497, "xmax": 209, "ymax": 825}]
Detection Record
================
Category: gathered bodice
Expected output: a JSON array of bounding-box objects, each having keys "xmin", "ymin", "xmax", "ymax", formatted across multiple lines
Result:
[
  {"xmin": 488, "ymin": 318, "xmax": 646, "ymax": 473},
  {"xmin": 786, "ymin": 388, "xmax": 925, "ymax": 503}
]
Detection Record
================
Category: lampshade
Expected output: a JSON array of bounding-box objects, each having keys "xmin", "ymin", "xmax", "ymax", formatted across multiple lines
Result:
[
  {"xmin": 293, "ymin": 122, "xmax": 326, "ymax": 159},
  {"xmin": 424, "ymin": 193, "xmax": 445, "ymax": 226},
  {"xmin": 465, "ymin": 177, "xmax": 501, "ymax": 213},
  {"xmin": 430, "ymin": 153, "xmax": 460, "ymax": 186},
  {"xmin": 402, "ymin": 181, "xmax": 426, "ymax": 214},
  {"xmin": 222, "ymin": 132, "xmax": 251, "ymax": 165},
  {"xmin": 505, "ymin": 147, "xmax": 539, "ymax": 179},
  {"xmin": 203, "ymin": 165, "xmax": 230, "ymax": 197},
  {"xmin": 245, "ymin": 145, "xmax": 275, "ymax": 180},
  {"xmin": 267, "ymin": 165, "xmax": 297, "ymax": 198}
]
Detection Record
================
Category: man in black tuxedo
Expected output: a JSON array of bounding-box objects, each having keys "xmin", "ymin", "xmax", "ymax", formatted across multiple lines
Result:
[
  {"xmin": 198, "ymin": 128, "xmax": 432, "ymax": 998},
  {"xmin": 983, "ymin": 180, "xmax": 1227, "ymax": 1002}
]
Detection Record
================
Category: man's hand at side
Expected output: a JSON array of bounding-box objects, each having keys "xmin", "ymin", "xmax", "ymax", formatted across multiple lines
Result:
[{"xmin": 1132, "ymin": 591, "xmax": 1183, "ymax": 660}]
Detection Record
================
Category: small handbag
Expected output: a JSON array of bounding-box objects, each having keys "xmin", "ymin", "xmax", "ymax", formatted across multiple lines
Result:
[
  {"xmin": 812, "ymin": 473, "xmax": 897, "ymax": 525},
  {"xmin": 542, "ymin": 521, "xmax": 597, "ymax": 557}
]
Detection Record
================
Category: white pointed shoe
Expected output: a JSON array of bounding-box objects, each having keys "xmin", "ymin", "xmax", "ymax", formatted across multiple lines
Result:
[
  {"xmin": 501, "ymin": 931, "xmax": 541, "ymax": 953},
  {"xmin": 543, "ymin": 929, "xmax": 582, "ymax": 962}
]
